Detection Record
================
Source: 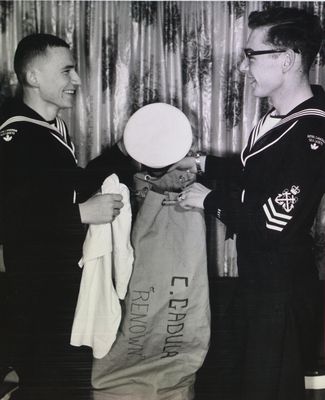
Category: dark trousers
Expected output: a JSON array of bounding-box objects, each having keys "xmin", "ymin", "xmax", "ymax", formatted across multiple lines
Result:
[
  {"xmin": 5, "ymin": 262, "xmax": 92, "ymax": 400},
  {"xmin": 0, "ymin": 272, "xmax": 11, "ymax": 374},
  {"xmin": 231, "ymin": 278, "xmax": 322, "ymax": 400}
]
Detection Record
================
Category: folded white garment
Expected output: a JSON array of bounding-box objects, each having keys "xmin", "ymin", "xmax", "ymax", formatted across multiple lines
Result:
[{"xmin": 70, "ymin": 174, "xmax": 134, "ymax": 359}]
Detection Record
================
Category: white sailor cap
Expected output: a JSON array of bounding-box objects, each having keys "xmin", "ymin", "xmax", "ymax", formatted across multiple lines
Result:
[{"xmin": 123, "ymin": 103, "xmax": 192, "ymax": 168}]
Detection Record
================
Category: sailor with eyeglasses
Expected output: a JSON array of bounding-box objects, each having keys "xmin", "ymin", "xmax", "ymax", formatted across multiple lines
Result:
[{"xmin": 171, "ymin": 7, "xmax": 325, "ymax": 400}]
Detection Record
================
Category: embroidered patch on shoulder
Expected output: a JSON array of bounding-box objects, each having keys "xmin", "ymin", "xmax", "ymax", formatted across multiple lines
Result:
[
  {"xmin": 0, "ymin": 128, "xmax": 18, "ymax": 142},
  {"xmin": 307, "ymin": 134, "xmax": 325, "ymax": 150},
  {"xmin": 275, "ymin": 185, "xmax": 300, "ymax": 213}
]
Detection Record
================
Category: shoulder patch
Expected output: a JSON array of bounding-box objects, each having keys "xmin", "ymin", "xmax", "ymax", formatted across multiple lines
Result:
[
  {"xmin": 307, "ymin": 134, "xmax": 325, "ymax": 150},
  {"xmin": 0, "ymin": 128, "xmax": 18, "ymax": 142}
]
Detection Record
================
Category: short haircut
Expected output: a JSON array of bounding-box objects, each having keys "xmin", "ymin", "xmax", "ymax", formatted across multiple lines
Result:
[
  {"xmin": 14, "ymin": 33, "xmax": 70, "ymax": 85},
  {"xmin": 248, "ymin": 7, "xmax": 323, "ymax": 72}
]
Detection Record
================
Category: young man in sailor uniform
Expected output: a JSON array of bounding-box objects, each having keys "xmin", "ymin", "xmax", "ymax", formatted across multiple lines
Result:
[
  {"xmin": 173, "ymin": 7, "xmax": 325, "ymax": 400},
  {"xmin": 0, "ymin": 34, "xmax": 135, "ymax": 399}
]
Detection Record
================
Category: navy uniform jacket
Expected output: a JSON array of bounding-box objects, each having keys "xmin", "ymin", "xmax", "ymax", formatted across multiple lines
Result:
[
  {"xmin": 202, "ymin": 87, "xmax": 325, "ymax": 399},
  {"xmin": 204, "ymin": 88, "xmax": 325, "ymax": 282},
  {"xmin": 0, "ymin": 99, "xmax": 139, "ymax": 393},
  {"xmin": 0, "ymin": 99, "xmax": 136, "ymax": 273}
]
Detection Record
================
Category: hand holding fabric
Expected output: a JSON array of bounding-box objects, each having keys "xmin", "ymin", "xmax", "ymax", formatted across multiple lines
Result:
[
  {"xmin": 178, "ymin": 182, "xmax": 212, "ymax": 209},
  {"xmin": 79, "ymin": 193, "xmax": 123, "ymax": 224}
]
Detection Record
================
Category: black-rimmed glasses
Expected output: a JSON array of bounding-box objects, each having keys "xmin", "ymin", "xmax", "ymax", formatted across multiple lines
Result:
[{"xmin": 244, "ymin": 48, "xmax": 300, "ymax": 58}]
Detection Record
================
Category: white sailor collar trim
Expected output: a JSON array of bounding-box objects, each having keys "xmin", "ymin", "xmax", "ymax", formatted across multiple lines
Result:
[
  {"xmin": 241, "ymin": 107, "xmax": 325, "ymax": 166},
  {"xmin": 0, "ymin": 115, "xmax": 77, "ymax": 162}
]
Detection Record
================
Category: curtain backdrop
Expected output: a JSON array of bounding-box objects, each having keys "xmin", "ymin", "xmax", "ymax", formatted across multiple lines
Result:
[{"xmin": 1, "ymin": 1, "xmax": 325, "ymax": 277}]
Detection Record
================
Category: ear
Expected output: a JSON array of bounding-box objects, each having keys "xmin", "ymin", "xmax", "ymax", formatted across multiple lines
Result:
[
  {"xmin": 25, "ymin": 69, "xmax": 40, "ymax": 88},
  {"xmin": 282, "ymin": 49, "xmax": 296, "ymax": 73}
]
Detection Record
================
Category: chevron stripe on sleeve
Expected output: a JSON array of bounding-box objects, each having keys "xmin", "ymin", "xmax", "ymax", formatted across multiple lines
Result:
[{"xmin": 263, "ymin": 198, "xmax": 292, "ymax": 232}]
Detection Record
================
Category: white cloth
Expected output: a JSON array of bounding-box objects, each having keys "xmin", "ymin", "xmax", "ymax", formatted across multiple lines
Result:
[{"xmin": 70, "ymin": 174, "xmax": 134, "ymax": 359}]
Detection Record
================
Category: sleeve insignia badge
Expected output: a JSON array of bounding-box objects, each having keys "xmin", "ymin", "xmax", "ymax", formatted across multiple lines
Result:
[
  {"xmin": 275, "ymin": 185, "xmax": 300, "ymax": 213},
  {"xmin": 262, "ymin": 185, "xmax": 299, "ymax": 232}
]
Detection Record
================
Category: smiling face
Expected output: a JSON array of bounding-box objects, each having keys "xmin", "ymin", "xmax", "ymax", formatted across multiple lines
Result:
[
  {"xmin": 31, "ymin": 46, "xmax": 81, "ymax": 117},
  {"xmin": 240, "ymin": 27, "xmax": 285, "ymax": 99}
]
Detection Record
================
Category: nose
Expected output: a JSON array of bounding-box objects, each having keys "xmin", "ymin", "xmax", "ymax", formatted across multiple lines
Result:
[
  {"xmin": 71, "ymin": 70, "xmax": 81, "ymax": 86},
  {"xmin": 239, "ymin": 57, "xmax": 249, "ymax": 74}
]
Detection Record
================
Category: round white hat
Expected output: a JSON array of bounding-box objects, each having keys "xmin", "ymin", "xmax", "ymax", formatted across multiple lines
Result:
[{"xmin": 123, "ymin": 103, "xmax": 192, "ymax": 168}]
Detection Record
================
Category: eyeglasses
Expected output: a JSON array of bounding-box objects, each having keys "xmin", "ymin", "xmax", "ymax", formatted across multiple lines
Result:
[{"xmin": 244, "ymin": 48, "xmax": 300, "ymax": 58}]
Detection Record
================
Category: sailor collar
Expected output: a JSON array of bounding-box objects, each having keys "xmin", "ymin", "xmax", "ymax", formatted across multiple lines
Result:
[
  {"xmin": 241, "ymin": 99, "xmax": 325, "ymax": 166},
  {"xmin": 0, "ymin": 115, "xmax": 77, "ymax": 162}
]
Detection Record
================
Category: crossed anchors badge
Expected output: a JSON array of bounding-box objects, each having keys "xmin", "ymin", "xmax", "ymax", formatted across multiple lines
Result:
[{"xmin": 275, "ymin": 185, "xmax": 300, "ymax": 213}]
